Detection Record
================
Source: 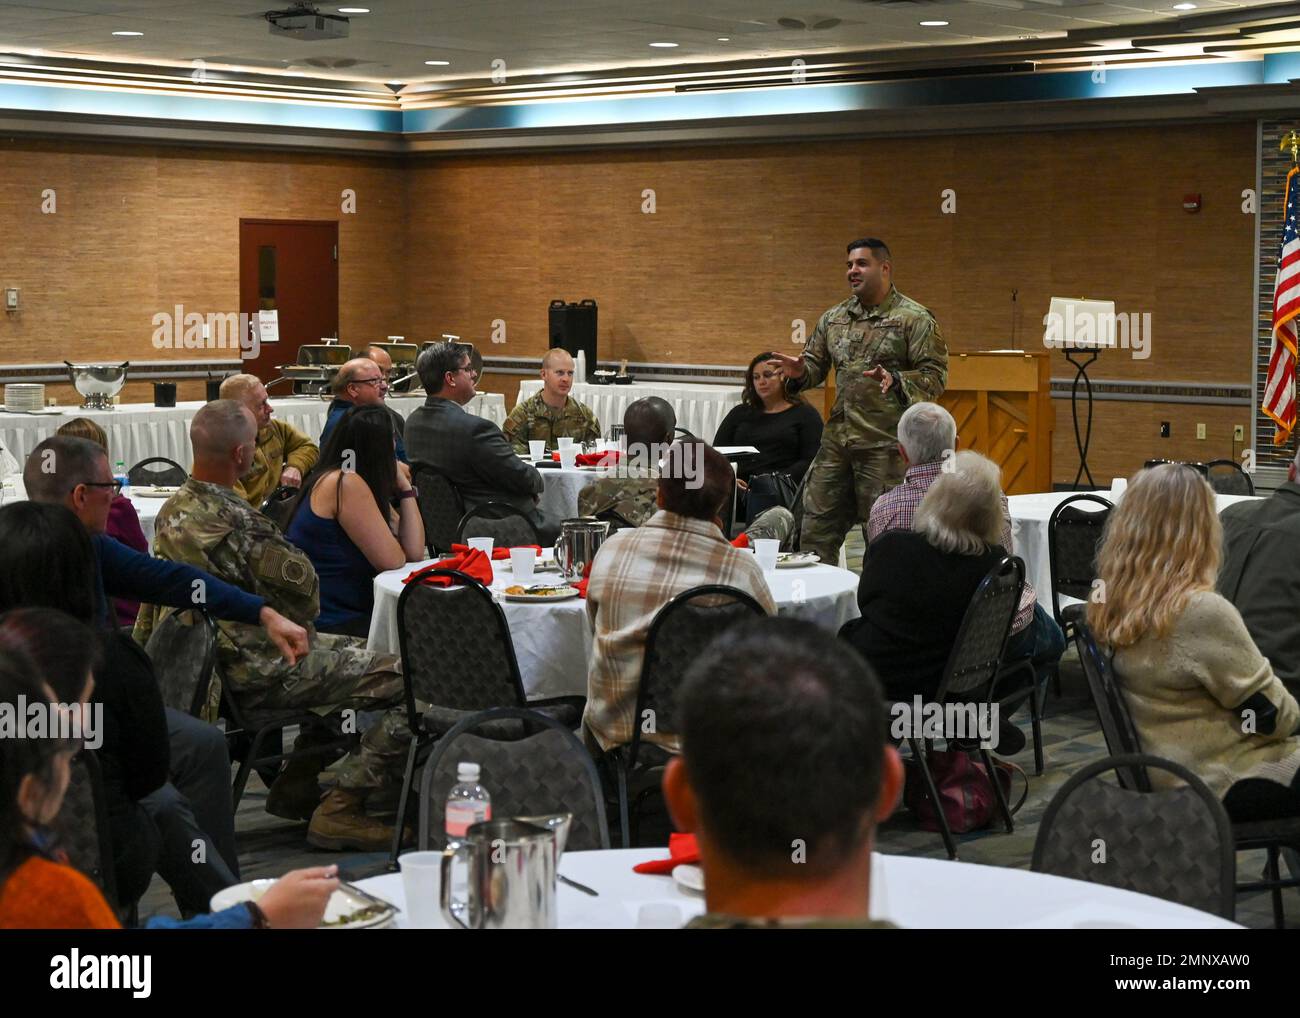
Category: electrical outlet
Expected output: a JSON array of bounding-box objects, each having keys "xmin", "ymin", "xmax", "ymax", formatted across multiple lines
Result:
[
  {"xmin": 4, "ymin": 288, "xmax": 17, "ymax": 311},
  {"xmin": 1160, "ymin": 421, "xmax": 1170, "ymax": 438},
  {"xmin": 1197, "ymin": 423, "xmax": 1207, "ymax": 440},
  {"xmin": 1234, "ymin": 425, "xmax": 1245, "ymax": 442}
]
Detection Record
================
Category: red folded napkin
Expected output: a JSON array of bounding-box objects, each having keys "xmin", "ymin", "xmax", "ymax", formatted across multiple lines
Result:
[
  {"xmin": 574, "ymin": 578, "xmax": 589, "ymax": 599},
  {"xmin": 731, "ymin": 532, "xmax": 750, "ymax": 549},
  {"xmin": 633, "ymin": 833, "xmax": 699, "ymax": 874},
  {"xmin": 450, "ymin": 543, "xmax": 542, "ymax": 561},
  {"xmin": 550, "ymin": 450, "xmax": 623, "ymax": 467},
  {"xmin": 402, "ymin": 548, "xmax": 494, "ymax": 587}
]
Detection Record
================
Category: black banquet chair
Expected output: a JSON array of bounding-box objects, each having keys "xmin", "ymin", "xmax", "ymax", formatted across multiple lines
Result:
[
  {"xmin": 409, "ymin": 460, "xmax": 464, "ymax": 556},
  {"xmin": 417, "ymin": 707, "xmax": 610, "ymax": 851},
  {"xmin": 1032, "ymin": 753, "xmax": 1236, "ymax": 920},
  {"xmin": 388, "ymin": 570, "xmax": 585, "ymax": 865},
  {"xmin": 455, "ymin": 501, "xmax": 541, "ymax": 547},
  {"xmin": 1205, "ymin": 458, "xmax": 1256, "ymax": 496},
  {"xmin": 52, "ymin": 749, "xmax": 122, "ymax": 915},
  {"xmin": 1074, "ymin": 619, "xmax": 1300, "ymax": 928},
  {"xmin": 602, "ymin": 584, "xmax": 767, "ymax": 848},
  {"xmin": 127, "ymin": 456, "xmax": 187, "ymax": 487},
  {"xmin": 897, "ymin": 555, "xmax": 1026, "ymax": 860},
  {"xmin": 1046, "ymin": 493, "xmax": 1113, "ymax": 635}
]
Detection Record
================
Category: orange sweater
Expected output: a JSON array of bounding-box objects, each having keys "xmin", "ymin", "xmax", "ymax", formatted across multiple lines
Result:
[{"xmin": 0, "ymin": 856, "xmax": 121, "ymax": 929}]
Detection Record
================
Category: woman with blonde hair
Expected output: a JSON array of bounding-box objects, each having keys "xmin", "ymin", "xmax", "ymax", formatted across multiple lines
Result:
[
  {"xmin": 1090, "ymin": 463, "xmax": 1300, "ymax": 820},
  {"xmin": 840, "ymin": 450, "xmax": 1029, "ymax": 753},
  {"xmin": 54, "ymin": 418, "xmax": 148, "ymax": 627}
]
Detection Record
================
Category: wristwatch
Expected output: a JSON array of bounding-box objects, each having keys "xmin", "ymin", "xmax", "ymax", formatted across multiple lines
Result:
[{"xmin": 397, "ymin": 487, "xmax": 418, "ymax": 501}]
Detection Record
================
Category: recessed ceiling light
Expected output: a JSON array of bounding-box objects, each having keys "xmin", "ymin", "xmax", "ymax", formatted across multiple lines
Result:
[
  {"xmin": 387, "ymin": 80, "xmax": 403, "ymax": 85},
  {"xmin": 649, "ymin": 42, "xmax": 679, "ymax": 48},
  {"xmin": 111, "ymin": 30, "xmax": 143, "ymax": 37},
  {"xmin": 338, "ymin": 6, "xmax": 370, "ymax": 11},
  {"xmin": 424, "ymin": 60, "xmax": 450, "ymax": 66},
  {"xmin": 717, "ymin": 37, "xmax": 730, "ymax": 42},
  {"xmin": 919, "ymin": 20, "xmax": 949, "ymax": 27},
  {"xmin": 1173, "ymin": 2, "xmax": 1196, "ymax": 8}
]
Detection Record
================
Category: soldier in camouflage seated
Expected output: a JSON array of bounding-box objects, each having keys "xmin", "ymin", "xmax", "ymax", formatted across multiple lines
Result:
[
  {"xmin": 503, "ymin": 348, "xmax": 601, "ymax": 454},
  {"xmin": 134, "ymin": 400, "xmax": 411, "ymax": 853},
  {"xmin": 578, "ymin": 396, "xmax": 794, "ymax": 545},
  {"xmin": 664, "ymin": 617, "xmax": 903, "ymax": 928}
]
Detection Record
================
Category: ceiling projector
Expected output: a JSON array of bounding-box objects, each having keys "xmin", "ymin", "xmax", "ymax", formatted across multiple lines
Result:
[{"xmin": 265, "ymin": 4, "xmax": 350, "ymax": 41}]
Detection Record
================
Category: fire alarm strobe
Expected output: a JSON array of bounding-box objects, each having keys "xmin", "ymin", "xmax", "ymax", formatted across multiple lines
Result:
[{"xmin": 1183, "ymin": 194, "xmax": 1202, "ymax": 213}]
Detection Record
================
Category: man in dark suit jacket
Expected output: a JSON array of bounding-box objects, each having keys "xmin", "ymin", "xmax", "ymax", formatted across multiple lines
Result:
[
  {"xmin": 405, "ymin": 341, "xmax": 555, "ymax": 541},
  {"xmin": 1219, "ymin": 455, "xmax": 1300, "ymax": 694}
]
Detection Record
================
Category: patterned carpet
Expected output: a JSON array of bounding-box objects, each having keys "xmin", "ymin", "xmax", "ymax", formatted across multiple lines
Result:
[{"xmin": 137, "ymin": 529, "xmax": 1297, "ymax": 929}]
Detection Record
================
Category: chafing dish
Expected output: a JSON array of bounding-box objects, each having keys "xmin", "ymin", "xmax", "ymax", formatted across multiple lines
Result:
[{"xmin": 268, "ymin": 343, "xmax": 351, "ymax": 396}]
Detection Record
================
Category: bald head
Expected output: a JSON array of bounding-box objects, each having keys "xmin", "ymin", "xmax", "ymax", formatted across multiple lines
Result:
[
  {"xmin": 363, "ymin": 346, "xmax": 394, "ymax": 375},
  {"xmin": 190, "ymin": 399, "xmax": 257, "ymax": 486},
  {"xmin": 539, "ymin": 348, "xmax": 576, "ymax": 406},
  {"xmin": 219, "ymin": 372, "xmax": 272, "ymax": 429},
  {"xmin": 332, "ymin": 357, "xmax": 388, "ymax": 406},
  {"xmin": 624, "ymin": 396, "xmax": 676, "ymax": 449},
  {"xmin": 542, "ymin": 348, "xmax": 573, "ymax": 371}
]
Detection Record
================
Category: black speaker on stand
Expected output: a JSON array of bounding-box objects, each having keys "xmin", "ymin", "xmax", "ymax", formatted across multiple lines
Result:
[{"xmin": 549, "ymin": 299, "xmax": 598, "ymax": 367}]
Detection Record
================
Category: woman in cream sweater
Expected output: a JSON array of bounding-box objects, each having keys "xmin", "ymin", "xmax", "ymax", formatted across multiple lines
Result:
[{"xmin": 1089, "ymin": 463, "xmax": 1300, "ymax": 821}]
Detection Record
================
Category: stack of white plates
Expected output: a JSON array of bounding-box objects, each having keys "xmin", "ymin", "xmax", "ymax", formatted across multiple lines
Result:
[{"xmin": 3, "ymin": 383, "xmax": 45, "ymax": 412}]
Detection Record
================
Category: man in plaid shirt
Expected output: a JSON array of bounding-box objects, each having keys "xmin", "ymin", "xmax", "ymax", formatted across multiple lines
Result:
[
  {"xmin": 583, "ymin": 441, "xmax": 776, "ymax": 754},
  {"xmin": 867, "ymin": 402, "xmax": 1064, "ymax": 684}
]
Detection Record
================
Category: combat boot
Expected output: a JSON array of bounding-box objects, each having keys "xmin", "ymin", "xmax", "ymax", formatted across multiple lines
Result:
[
  {"xmin": 265, "ymin": 754, "xmax": 324, "ymax": 821},
  {"xmin": 306, "ymin": 789, "xmax": 410, "ymax": 852}
]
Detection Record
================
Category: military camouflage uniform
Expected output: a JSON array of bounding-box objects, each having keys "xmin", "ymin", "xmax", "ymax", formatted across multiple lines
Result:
[
  {"xmin": 792, "ymin": 286, "xmax": 947, "ymax": 565},
  {"xmin": 133, "ymin": 478, "xmax": 409, "ymax": 795},
  {"xmin": 234, "ymin": 419, "xmax": 319, "ymax": 508},
  {"xmin": 503, "ymin": 393, "xmax": 601, "ymax": 454},
  {"xmin": 577, "ymin": 467, "xmax": 796, "ymax": 546}
]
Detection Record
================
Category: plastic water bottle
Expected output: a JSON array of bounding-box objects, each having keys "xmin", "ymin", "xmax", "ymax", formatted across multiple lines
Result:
[
  {"xmin": 114, "ymin": 459, "xmax": 129, "ymax": 497},
  {"xmin": 445, "ymin": 762, "xmax": 491, "ymax": 840}
]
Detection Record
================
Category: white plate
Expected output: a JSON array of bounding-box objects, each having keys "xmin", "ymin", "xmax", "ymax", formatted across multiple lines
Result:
[
  {"xmin": 776, "ymin": 552, "xmax": 820, "ymax": 569},
  {"xmin": 672, "ymin": 864, "xmax": 705, "ymax": 894},
  {"xmin": 503, "ymin": 585, "xmax": 580, "ymax": 602},
  {"xmin": 132, "ymin": 486, "xmax": 181, "ymax": 498},
  {"xmin": 210, "ymin": 878, "xmax": 397, "ymax": 929}
]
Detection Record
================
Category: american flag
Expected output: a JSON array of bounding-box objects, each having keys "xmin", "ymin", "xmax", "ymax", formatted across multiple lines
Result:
[{"xmin": 1264, "ymin": 165, "xmax": 1300, "ymax": 445}]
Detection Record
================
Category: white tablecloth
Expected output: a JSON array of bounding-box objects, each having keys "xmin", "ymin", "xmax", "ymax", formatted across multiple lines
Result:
[
  {"xmin": 358, "ymin": 847, "xmax": 1239, "ymax": 929},
  {"xmin": 3, "ymin": 478, "xmax": 164, "ymax": 546},
  {"xmin": 536, "ymin": 464, "xmax": 607, "ymax": 523},
  {"xmin": 367, "ymin": 558, "xmax": 859, "ymax": 699},
  {"xmin": 516, "ymin": 381, "xmax": 742, "ymax": 444},
  {"xmin": 1008, "ymin": 489, "xmax": 1261, "ymax": 612},
  {"xmin": 0, "ymin": 392, "xmax": 506, "ymax": 473}
]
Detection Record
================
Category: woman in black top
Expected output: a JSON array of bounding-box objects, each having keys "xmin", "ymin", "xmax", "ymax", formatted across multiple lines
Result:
[{"xmin": 714, "ymin": 351, "xmax": 824, "ymax": 523}]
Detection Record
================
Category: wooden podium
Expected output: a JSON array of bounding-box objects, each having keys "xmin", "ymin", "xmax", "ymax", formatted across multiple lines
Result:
[
  {"xmin": 939, "ymin": 350, "xmax": 1053, "ymax": 495},
  {"xmin": 819, "ymin": 349, "xmax": 1054, "ymax": 495}
]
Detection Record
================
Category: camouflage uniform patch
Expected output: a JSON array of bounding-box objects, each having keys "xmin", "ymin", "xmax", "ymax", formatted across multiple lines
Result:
[
  {"xmin": 134, "ymin": 478, "xmax": 409, "ymax": 795},
  {"xmin": 503, "ymin": 393, "xmax": 602, "ymax": 454},
  {"xmin": 792, "ymin": 286, "xmax": 947, "ymax": 565}
]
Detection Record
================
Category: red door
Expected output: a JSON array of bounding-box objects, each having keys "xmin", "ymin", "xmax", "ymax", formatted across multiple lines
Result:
[{"xmin": 238, "ymin": 219, "xmax": 339, "ymax": 386}]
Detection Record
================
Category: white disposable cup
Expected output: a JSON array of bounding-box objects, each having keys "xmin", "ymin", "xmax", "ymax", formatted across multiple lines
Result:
[
  {"xmin": 754, "ymin": 538, "xmax": 779, "ymax": 572},
  {"xmin": 467, "ymin": 537, "xmax": 494, "ymax": 557},
  {"xmin": 868, "ymin": 851, "xmax": 890, "ymax": 922},
  {"xmin": 636, "ymin": 903, "xmax": 683, "ymax": 929},
  {"xmin": 399, "ymin": 851, "xmax": 443, "ymax": 929},
  {"xmin": 557, "ymin": 436, "xmax": 575, "ymax": 450},
  {"xmin": 1110, "ymin": 477, "xmax": 1128, "ymax": 497},
  {"xmin": 559, "ymin": 447, "xmax": 579, "ymax": 470},
  {"xmin": 510, "ymin": 547, "xmax": 537, "ymax": 583},
  {"xmin": 528, "ymin": 440, "xmax": 546, "ymax": 461}
]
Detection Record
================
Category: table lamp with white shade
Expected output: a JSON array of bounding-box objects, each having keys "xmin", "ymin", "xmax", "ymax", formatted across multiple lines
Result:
[{"xmin": 1045, "ymin": 297, "xmax": 1117, "ymax": 489}]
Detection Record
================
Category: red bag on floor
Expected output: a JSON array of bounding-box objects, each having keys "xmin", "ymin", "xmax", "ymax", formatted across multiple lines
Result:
[{"xmin": 903, "ymin": 750, "xmax": 1026, "ymax": 834}]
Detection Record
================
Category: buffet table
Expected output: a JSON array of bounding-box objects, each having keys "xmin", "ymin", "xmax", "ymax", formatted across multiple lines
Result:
[
  {"xmin": 516, "ymin": 381, "xmax": 743, "ymax": 444},
  {"xmin": 0, "ymin": 392, "xmax": 506, "ymax": 472}
]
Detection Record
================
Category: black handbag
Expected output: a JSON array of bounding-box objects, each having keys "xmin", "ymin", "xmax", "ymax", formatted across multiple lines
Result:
[{"xmin": 747, "ymin": 471, "xmax": 799, "ymax": 514}]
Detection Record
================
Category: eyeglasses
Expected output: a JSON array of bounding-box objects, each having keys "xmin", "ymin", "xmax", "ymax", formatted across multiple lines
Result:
[
  {"xmin": 83, "ymin": 480, "xmax": 123, "ymax": 496},
  {"xmin": 350, "ymin": 376, "xmax": 389, "ymax": 388}
]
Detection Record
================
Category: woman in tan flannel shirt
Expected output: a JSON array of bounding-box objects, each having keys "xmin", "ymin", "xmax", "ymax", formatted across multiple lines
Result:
[{"xmin": 1090, "ymin": 463, "xmax": 1300, "ymax": 822}]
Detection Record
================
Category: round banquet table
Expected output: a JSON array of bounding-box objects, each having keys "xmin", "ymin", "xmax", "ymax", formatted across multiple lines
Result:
[
  {"xmin": 1008, "ymin": 489, "xmax": 1261, "ymax": 612},
  {"xmin": 366, "ymin": 557, "xmax": 860, "ymax": 699},
  {"xmin": 534, "ymin": 463, "xmax": 610, "ymax": 523},
  {"xmin": 356, "ymin": 848, "xmax": 1240, "ymax": 930}
]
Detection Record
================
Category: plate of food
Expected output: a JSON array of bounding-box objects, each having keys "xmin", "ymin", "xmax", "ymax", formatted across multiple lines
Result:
[
  {"xmin": 776, "ymin": 551, "xmax": 820, "ymax": 569},
  {"xmin": 210, "ymin": 878, "xmax": 397, "ymax": 929},
  {"xmin": 672, "ymin": 864, "xmax": 705, "ymax": 894},
  {"xmin": 131, "ymin": 485, "xmax": 182, "ymax": 498},
  {"xmin": 503, "ymin": 583, "xmax": 581, "ymax": 602}
]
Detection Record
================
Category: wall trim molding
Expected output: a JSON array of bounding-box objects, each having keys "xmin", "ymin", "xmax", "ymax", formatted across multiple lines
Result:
[{"xmin": 0, "ymin": 360, "xmax": 241, "ymax": 386}]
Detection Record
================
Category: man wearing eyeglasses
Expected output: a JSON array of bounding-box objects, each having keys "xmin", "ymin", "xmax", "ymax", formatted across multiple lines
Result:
[
  {"xmin": 320, "ymin": 358, "xmax": 408, "ymax": 463},
  {"xmin": 406, "ymin": 341, "xmax": 555, "ymax": 541}
]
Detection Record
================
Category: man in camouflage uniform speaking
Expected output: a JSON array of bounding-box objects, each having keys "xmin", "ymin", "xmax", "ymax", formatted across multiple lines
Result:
[
  {"xmin": 134, "ymin": 399, "xmax": 409, "ymax": 852},
  {"xmin": 503, "ymin": 348, "xmax": 602, "ymax": 454},
  {"xmin": 768, "ymin": 238, "xmax": 947, "ymax": 565}
]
